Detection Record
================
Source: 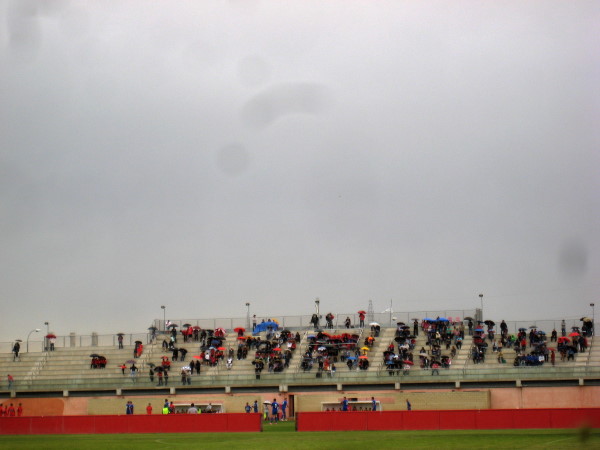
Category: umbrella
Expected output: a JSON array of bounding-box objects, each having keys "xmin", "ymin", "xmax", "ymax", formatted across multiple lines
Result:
[
  {"xmin": 134, "ymin": 340, "xmax": 142, "ymax": 344},
  {"xmin": 317, "ymin": 346, "xmax": 326, "ymax": 351},
  {"xmin": 215, "ymin": 327, "xmax": 225, "ymax": 333},
  {"xmin": 192, "ymin": 326, "xmax": 201, "ymax": 330},
  {"xmin": 386, "ymin": 360, "xmax": 396, "ymax": 365},
  {"xmin": 217, "ymin": 346, "xmax": 226, "ymax": 351},
  {"xmin": 346, "ymin": 356, "xmax": 357, "ymax": 360},
  {"xmin": 181, "ymin": 366, "xmax": 191, "ymax": 371},
  {"xmin": 581, "ymin": 317, "xmax": 592, "ymax": 322},
  {"xmin": 14, "ymin": 339, "xmax": 23, "ymax": 342},
  {"xmin": 89, "ymin": 353, "xmax": 101, "ymax": 358},
  {"xmin": 148, "ymin": 326, "xmax": 158, "ymax": 331},
  {"xmin": 182, "ymin": 323, "xmax": 192, "ymax": 328},
  {"xmin": 263, "ymin": 401, "xmax": 271, "ymax": 404},
  {"xmin": 423, "ymin": 318, "xmax": 436, "ymax": 322},
  {"xmin": 547, "ymin": 347, "xmax": 556, "ymax": 351},
  {"xmin": 273, "ymin": 347, "xmax": 282, "ymax": 351},
  {"xmin": 474, "ymin": 328, "xmax": 484, "ymax": 332},
  {"xmin": 484, "ymin": 320, "xmax": 495, "ymax": 326},
  {"xmin": 234, "ymin": 327, "xmax": 245, "ymax": 333},
  {"xmin": 397, "ymin": 322, "xmax": 405, "ymax": 326},
  {"xmin": 518, "ymin": 328, "xmax": 527, "ymax": 332},
  {"xmin": 358, "ymin": 310, "xmax": 366, "ymax": 315},
  {"xmin": 411, "ymin": 318, "xmax": 420, "ymax": 321},
  {"xmin": 117, "ymin": 332, "xmax": 125, "ymax": 336},
  {"xmin": 153, "ymin": 366, "xmax": 164, "ymax": 373},
  {"xmin": 360, "ymin": 346, "xmax": 370, "ymax": 351},
  {"xmin": 148, "ymin": 363, "xmax": 156, "ymax": 367},
  {"xmin": 437, "ymin": 318, "xmax": 449, "ymax": 322},
  {"xmin": 569, "ymin": 332, "xmax": 580, "ymax": 337},
  {"xmin": 237, "ymin": 336, "xmax": 247, "ymax": 340},
  {"xmin": 126, "ymin": 360, "xmax": 136, "ymax": 364},
  {"xmin": 193, "ymin": 355, "xmax": 202, "ymax": 359},
  {"xmin": 167, "ymin": 324, "xmax": 178, "ymax": 328},
  {"xmin": 358, "ymin": 355, "xmax": 368, "ymax": 359},
  {"xmin": 402, "ymin": 360, "xmax": 414, "ymax": 365},
  {"xmin": 45, "ymin": 334, "xmax": 56, "ymax": 339},
  {"xmin": 369, "ymin": 322, "xmax": 379, "ymax": 326},
  {"xmin": 463, "ymin": 317, "xmax": 474, "ymax": 321}
]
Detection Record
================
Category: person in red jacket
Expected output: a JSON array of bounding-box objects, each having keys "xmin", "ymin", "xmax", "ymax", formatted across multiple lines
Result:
[
  {"xmin": 7, "ymin": 404, "xmax": 15, "ymax": 417},
  {"xmin": 17, "ymin": 404, "xmax": 23, "ymax": 417},
  {"xmin": 146, "ymin": 403, "xmax": 153, "ymax": 414}
]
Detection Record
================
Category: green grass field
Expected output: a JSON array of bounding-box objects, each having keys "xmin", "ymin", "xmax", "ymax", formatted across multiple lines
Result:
[{"xmin": 1, "ymin": 421, "xmax": 599, "ymax": 449}]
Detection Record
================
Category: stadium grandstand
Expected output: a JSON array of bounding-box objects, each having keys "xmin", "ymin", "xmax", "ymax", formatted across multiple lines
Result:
[{"xmin": 1, "ymin": 308, "xmax": 599, "ymax": 416}]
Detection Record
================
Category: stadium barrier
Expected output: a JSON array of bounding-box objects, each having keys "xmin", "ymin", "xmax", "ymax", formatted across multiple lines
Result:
[
  {"xmin": 0, "ymin": 413, "xmax": 261, "ymax": 435},
  {"xmin": 296, "ymin": 408, "xmax": 600, "ymax": 431}
]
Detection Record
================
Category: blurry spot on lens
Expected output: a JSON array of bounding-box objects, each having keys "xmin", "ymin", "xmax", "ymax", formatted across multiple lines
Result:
[
  {"xmin": 558, "ymin": 240, "xmax": 588, "ymax": 277},
  {"xmin": 216, "ymin": 144, "xmax": 250, "ymax": 176},
  {"xmin": 241, "ymin": 82, "xmax": 332, "ymax": 128}
]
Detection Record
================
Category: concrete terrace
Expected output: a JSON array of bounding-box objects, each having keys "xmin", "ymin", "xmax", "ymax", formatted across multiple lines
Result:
[{"xmin": 1, "ymin": 321, "xmax": 598, "ymax": 397}]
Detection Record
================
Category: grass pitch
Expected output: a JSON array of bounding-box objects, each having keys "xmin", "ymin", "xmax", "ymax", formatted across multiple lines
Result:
[{"xmin": 1, "ymin": 421, "xmax": 599, "ymax": 449}]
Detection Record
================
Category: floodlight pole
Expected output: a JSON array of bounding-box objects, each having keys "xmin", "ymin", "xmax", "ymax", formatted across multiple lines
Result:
[
  {"xmin": 27, "ymin": 328, "xmax": 40, "ymax": 352},
  {"xmin": 161, "ymin": 305, "xmax": 166, "ymax": 332},
  {"xmin": 245, "ymin": 302, "xmax": 251, "ymax": 331},
  {"xmin": 591, "ymin": 303, "xmax": 596, "ymax": 336}
]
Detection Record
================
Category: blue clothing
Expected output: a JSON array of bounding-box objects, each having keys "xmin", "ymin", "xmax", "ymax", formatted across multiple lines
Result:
[
  {"xmin": 372, "ymin": 399, "xmax": 377, "ymax": 411},
  {"xmin": 271, "ymin": 401, "xmax": 279, "ymax": 415},
  {"xmin": 126, "ymin": 403, "xmax": 134, "ymax": 415},
  {"xmin": 253, "ymin": 402, "xmax": 258, "ymax": 413},
  {"xmin": 282, "ymin": 400, "xmax": 287, "ymax": 411},
  {"xmin": 342, "ymin": 399, "xmax": 348, "ymax": 411},
  {"xmin": 245, "ymin": 405, "xmax": 251, "ymax": 413}
]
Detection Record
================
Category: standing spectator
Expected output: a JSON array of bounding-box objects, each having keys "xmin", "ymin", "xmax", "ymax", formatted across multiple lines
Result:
[
  {"xmin": 156, "ymin": 370, "xmax": 163, "ymax": 386},
  {"xmin": 7, "ymin": 374, "xmax": 14, "ymax": 389},
  {"xmin": 125, "ymin": 401, "xmax": 134, "ymax": 415},
  {"xmin": 245, "ymin": 403, "xmax": 251, "ymax": 413},
  {"xmin": 149, "ymin": 368, "xmax": 154, "ymax": 383},
  {"xmin": 311, "ymin": 314, "xmax": 319, "ymax": 330},
  {"xmin": 17, "ymin": 403, "xmax": 23, "ymax": 417},
  {"xmin": 359, "ymin": 312, "xmax": 365, "ymax": 328},
  {"xmin": 146, "ymin": 403, "xmax": 153, "ymax": 414},
  {"xmin": 162, "ymin": 403, "xmax": 170, "ymax": 414},
  {"xmin": 49, "ymin": 337, "xmax": 56, "ymax": 351},
  {"xmin": 371, "ymin": 397, "xmax": 377, "ymax": 411},
  {"xmin": 252, "ymin": 315, "xmax": 257, "ymax": 331},
  {"xmin": 341, "ymin": 396, "xmax": 349, "ymax": 412},
  {"xmin": 0, "ymin": 404, "xmax": 4, "ymax": 416},
  {"xmin": 413, "ymin": 319, "xmax": 419, "ymax": 336},
  {"xmin": 164, "ymin": 370, "xmax": 169, "ymax": 386},
  {"xmin": 253, "ymin": 400, "xmax": 259, "ymax": 413},
  {"xmin": 118, "ymin": 334, "xmax": 124, "ymax": 349},
  {"xmin": 12, "ymin": 342, "xmax": 20, "ymax": 361},
  {"xmin": 281, "ymin": 398, "xmax": 288, "ymax": 421},
  {"xmin": 561, "ymin": 320, "xmax": 566, "ymax": 337},
  {"xmin": 406, "ymin": 400, "xmax": 412, "ymax": 411},
  {"xmin": 187, "ymin": 403, "xmax": 198, "ymax": 414},
  {"xmin": 344, "ymin": 317, "xmax": 351, "ymax": 328},
  {"xmin": 7, "ymin": 404, "xmax": 15, "ymax": 416}
]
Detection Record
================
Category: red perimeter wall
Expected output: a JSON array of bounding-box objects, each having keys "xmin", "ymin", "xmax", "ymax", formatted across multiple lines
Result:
[
  {"xmin": 297, "ymin": 409, "xmax": 600, "ymax": 431},
  {"xmin": 0, "ymin": 413, "xmax": 261, "ymax": 435}
]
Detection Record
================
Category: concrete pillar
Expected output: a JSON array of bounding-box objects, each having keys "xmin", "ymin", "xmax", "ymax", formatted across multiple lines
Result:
[
  {"xmin": 225, "ymin": 386, "xmax": 231, "ymax": 393},
  {"xmin": 336, "ymin": 383, "xmax": 343, "ymax": 391},
  {"xmin": 395, "ymin": 382, "xmax": 401, "ymax": 390},
  {"xmin": 69, "ymin": 332, "xmax": 77, "ymax": 347},
  {"xmin": 170, "ymin": 387, "xmax": 176, "ymax": 395},
  {"xmin": 455, "ymin": 381, "xmax": 461, "ymax": 389},
  {"xmin": 116, "ymin": 388, "xmax": 122, "ymax": 396},
  {"xmin": 279, "ymin": 385, "xmax": 288, "ymax": 392},
  {"xmin": 516, "ymin": 379, "xmax": 522, "ymax": 387},
  {"xmin": 63, "ymin": 390, "xmax": 69, "ymax": 397},
  {"xmin": 579, "ymin": 378, "xmax": 585, "ymax": 386},
  {"xmin": 91, "ymin": 332, "xmax": 98, "ymax": 347}
]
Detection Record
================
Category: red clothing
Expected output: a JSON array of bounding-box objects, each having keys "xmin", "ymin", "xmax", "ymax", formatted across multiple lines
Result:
[
  {"xmin": 146, "ymin": 405, "xmax": 153, "ymax": 414},
  {"xmin": 7, "ymin": 406, "xmax": 15, "ymax": 417},
  {"xmin": 17, "ymin": 406, "xmax": 23, "ymax": 417}
]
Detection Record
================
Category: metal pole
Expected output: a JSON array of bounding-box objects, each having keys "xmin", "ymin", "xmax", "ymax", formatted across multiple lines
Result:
[
  {"xmin": 479, "ymin": 293, "xmax": 484, "ymax": 320},
  {"xmin": 27, "ymin": 328, "xmax": 40, "ymax": 352},
  {"xmin": 161, "ymin": 305, "xmax": 166, "ymax": 332},
  {"xmin": 246, "ymin": 302, "xmax": 251, "ymax": 331},
  {"xmin": 591, "ymin": 303, "xmax": 595, "ymax": 336}
]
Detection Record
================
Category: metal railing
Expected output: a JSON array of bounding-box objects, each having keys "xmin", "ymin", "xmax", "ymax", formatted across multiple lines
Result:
[{"xmin": 2, "ymin": 365, "xmax": 600, "ymax": 393}]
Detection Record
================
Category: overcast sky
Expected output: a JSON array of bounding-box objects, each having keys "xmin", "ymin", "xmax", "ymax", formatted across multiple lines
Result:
[{"xmin": 1, "ymin": 0, "xmax": 599, "ymax": 342}]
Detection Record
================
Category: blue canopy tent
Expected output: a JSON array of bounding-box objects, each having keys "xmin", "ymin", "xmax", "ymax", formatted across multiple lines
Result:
[{"xmin": 254, "ymin": 320, "xmax": 279, "ymax": 334}]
